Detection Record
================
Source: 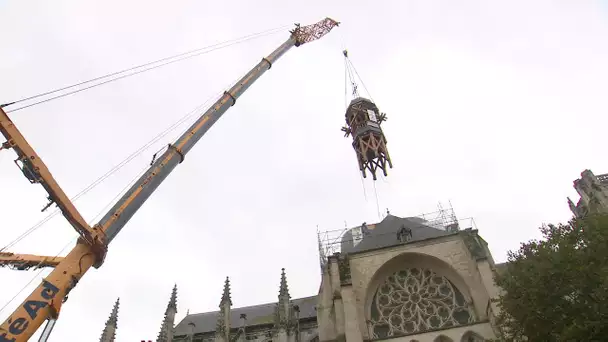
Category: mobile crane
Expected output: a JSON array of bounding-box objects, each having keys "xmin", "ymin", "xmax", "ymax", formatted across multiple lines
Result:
[{"xmin": 0, "ymin": 17, "xmax": 339, "ymax": 342}]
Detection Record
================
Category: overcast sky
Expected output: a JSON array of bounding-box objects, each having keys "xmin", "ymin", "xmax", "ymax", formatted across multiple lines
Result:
[{"xmin": 1, "ymin": 0, "xmax": 607, "ymax": 341}]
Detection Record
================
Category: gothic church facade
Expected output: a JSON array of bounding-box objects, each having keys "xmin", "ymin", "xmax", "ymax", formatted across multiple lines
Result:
[
  {"xmin": 171, "ymin": 214, "xmax": 503, "ymax": 342},
  {"xmin": 97, "ymin": 168, "xmax": 608, "ymax": 342}
]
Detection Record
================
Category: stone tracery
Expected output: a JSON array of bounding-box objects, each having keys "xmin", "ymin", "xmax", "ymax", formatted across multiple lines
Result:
[{"xmin": 369, "ymin": 268, "xmax": 474, "ymax": 339}]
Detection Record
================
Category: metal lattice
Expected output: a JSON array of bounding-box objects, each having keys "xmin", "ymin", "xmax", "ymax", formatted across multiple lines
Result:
[
  {"xmin": 317, "ymin": 203, "xmax": 477, "ymax": 268},
  {"xmin": 291, "ymin": 18, "xmax": 339, "ymax": 46}
]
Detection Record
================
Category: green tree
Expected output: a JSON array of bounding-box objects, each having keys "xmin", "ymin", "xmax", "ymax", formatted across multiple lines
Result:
[{"xmin": 492, "ymin": 214, "xmax": 608, "ymax": 341}]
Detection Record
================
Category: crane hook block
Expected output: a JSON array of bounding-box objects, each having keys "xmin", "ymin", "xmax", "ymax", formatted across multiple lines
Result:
[{"xmin": 342, "ymin": 97, "xmax": 393, "ymax": 181}]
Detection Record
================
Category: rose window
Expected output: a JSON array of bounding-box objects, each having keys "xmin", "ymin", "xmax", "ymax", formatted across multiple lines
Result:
[{"xmin": 369, "ymin": 268, "xmax": 474, "ymax": 338}]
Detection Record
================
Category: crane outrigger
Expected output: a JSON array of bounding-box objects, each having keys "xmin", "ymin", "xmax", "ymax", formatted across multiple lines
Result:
[{"xmin": 0, "ymin": 18, "xmax": 339, "ymax": 341}]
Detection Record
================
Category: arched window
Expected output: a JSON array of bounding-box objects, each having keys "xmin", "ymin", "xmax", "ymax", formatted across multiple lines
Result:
[
  {"xmin": 461, "ymin": 331, "xmax": 485, "ymax": 342},
  {"xmin": 369, "ymin": 268, "xmax": 474, "ymax": 339}
]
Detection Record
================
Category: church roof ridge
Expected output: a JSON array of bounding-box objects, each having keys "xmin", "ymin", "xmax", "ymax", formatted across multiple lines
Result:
[
  {"xmin": 339, "ymin": 215, "xmax": 452, "ymax": 255},
  {"xmin": 174, "ymin": 296, "xmax": 317, "ymax": 336},
  {"xmin": 185, "ymin": 295, "xmax": 317, "ymax": 318}
]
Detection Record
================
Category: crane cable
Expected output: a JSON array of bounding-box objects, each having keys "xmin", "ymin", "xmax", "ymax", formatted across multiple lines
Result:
[
  {"xmin": 347, "ymin": 52, "xmax": 389, "ymax": 220},
  {"xmin": 342, "ymin": 51, "xmax": 375, "ymax": 103},
  {"xmin": 343, "ymin": 50, "xmax": 382, "ymax": 219},
  {"xmin": 343, "ymin": 50, "xmax": 368, "ymax": 202},
  {"xmin": 0, "ymin": 76, "xmax": 236, "ymax": 252},
  {"xmin": 344, "ymin": 50, "xmax": 359, "ymax": 99},
  {"xmin": 0, "ymin": 161, "xmax": 147, "ymax": 316},
  {"xmin": 1, "ymin": 24, "xmax": 289, "ymax": 113},
  {"xmin": 0, "ymin": 238, "xmax": 74, "ymax": 315},
  {"xmin": 0, "ymin": 81, "xmax": 239, "ymax": 315},
  {"xmin": 0, "ymin": 102, "xmax": 215, "ymax": 315}
]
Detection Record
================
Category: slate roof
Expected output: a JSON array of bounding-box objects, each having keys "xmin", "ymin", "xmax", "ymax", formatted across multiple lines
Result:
[
  {"xmin": 340, "ymin": 214, "xmax": 451, "ymax": 254},
  {"xmin": 174, "ymin": 296, "xmax": 317, "ymax": 336},
  {"xmin": 175, "ymin": 216, "xmax": 452, "ymax": 337}
]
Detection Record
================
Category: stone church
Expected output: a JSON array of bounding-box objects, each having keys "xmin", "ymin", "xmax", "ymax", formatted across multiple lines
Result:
[
  {"xmin": 175, "ymin": 213, "xmax": 503, "ymax": 342},
  {"xmin": 567, "ymin": 169, "xmax": 608, "ymax": 218},
  {"xmin": 95, "ymin": 168, "xmax": 608, "ymax": 342},
  {"xmin": 98, "ymin": 210, "xmax": 503, "ymax": 342}
]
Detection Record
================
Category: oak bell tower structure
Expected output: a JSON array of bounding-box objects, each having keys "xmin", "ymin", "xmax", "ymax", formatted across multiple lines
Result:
[{"xmin": 342, "ymin": 97, "xmax": 392, "ymax": 180}]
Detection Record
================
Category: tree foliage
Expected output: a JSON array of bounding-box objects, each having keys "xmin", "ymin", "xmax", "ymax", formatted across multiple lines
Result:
[{"xmin": 492, "ymin": 214, "xmax": 608, "ymax": 341}]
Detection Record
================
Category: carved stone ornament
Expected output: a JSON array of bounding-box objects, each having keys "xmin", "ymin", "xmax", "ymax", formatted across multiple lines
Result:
[
  {"xmin": 338, "ymin": 255, "xmax": 352, "ymax": 285},
  {"xmin": 461, "ymin": 230, "xmax": 486, "ymax": 260}
]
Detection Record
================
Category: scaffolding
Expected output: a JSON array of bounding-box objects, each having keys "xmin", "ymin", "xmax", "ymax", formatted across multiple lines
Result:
[{"xmin": 316, "ymin": 202, "xmax": 477, "ymax": 271}]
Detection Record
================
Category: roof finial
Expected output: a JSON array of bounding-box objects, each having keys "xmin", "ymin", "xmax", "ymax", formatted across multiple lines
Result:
[
  {"xmin": 275, "ymin": 269, "xmax": 294, "ymax": 329},
  {"xmin": 111, "ymin": 297, "xmax": 120, "ymax": 321},
  {"xmin": 279, "ymin": 268, "xmax": 290, "ymax": 299},
  {"xmin": 220, "ymin": 276, "xmax": 232, "ymax": 307},
  {"xmin": 216, "ymin": 277, "xmax": 232, "ymax": 341},
  {"xmin": 99, "ymin": 298, "xmax": 120, "ymax": 342},
  {"xmin": 169, "ymin": 284, "xmax": 178, "ymax": 310},
  {"xmin": 157, "ymin": 285, "xmax": 178, "ymax": 342}
]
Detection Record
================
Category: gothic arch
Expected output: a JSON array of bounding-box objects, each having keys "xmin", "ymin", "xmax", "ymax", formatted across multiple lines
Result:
[
  {"xmin": 461, "ymin": 331, "xmax": 485, "ymax": 342},
  {"xmin": 364, "ymin": 252, "xmax": 476, "ymax": 339}
]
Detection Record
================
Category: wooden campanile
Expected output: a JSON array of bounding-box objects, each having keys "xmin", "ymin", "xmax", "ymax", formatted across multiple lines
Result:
[{"xmin": 342, "ymin": 97, "xmax": 393, "ymax": 180}]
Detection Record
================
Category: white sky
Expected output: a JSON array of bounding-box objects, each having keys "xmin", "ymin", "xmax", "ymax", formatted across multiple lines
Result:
[{"xmin": 1, "ymin": 0, "xmax": 607, "ymax": 341}]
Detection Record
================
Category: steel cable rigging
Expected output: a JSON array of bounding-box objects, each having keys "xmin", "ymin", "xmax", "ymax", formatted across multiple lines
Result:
[
  {"xmin": 343, "ymin": 50, "xmax": 374, "ymax": 102},
  {"xmin": 0, "ymin": 24, "xmax": 288, "ymax": 250},
  {"xmin": 342, "ymin": 50, "xmax": 383, "ymax": 219},
  {"xmin": 0, "ymin": 77, "xmax": 236, "ymax": 252},
  {"xmin": 0, "ymin": 238, "xmax": 73, "ymax": 316},
  {"xmin": 1, "ymin": 24, "xmax": 289, "ymax": 113},
  {"xmin": 0, "ymin": 17, "xmax": 342, "ymax": 341},
  {"xmin": 0, "ymin": 27, "xmax": 280, "ymax": 312},
  {"xmin": 0, "ymin": 155, "xmax": 158, "ymax": 316}
]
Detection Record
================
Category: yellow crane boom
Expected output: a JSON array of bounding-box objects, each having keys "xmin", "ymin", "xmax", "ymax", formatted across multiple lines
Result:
[{"xmin": 0, "ymin": 18, "xmax": 338, "ymax": 342}]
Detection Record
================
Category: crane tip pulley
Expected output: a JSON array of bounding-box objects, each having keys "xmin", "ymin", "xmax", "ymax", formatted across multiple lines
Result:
[{"xmin": 291, "ymin": 17, "xmax": 340, "ymax": 47}]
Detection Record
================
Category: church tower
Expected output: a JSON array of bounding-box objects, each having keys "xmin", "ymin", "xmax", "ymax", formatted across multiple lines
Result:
[
  {"xmin": 99, "ymin": 298, "xmax": 119, "ymax": 342},
  {"xmin": 215, "ymin": 277, "xmax": 232, "ymax": 342},
  {"xmin": 157, "ymin": 285, "xmax": 178, "ymax": 342},
  {"xmin": 568, "ymin": 169, "xmax": 608, "ymax": 218}
]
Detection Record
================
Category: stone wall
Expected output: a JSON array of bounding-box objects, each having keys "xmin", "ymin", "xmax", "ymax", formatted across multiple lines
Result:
[{"xmin": 317, "ymin": 232, "xmax": 501, "ymax": 342}]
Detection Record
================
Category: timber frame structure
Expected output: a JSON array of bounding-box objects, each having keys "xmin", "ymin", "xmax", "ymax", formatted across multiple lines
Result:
[
  {"xmin": 0, "ymin": 17, "xmax": 339, "ymax": 342},
  {"xmin": 342, "ymin": 97, "xmax": 392, "ymax": 180}
]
